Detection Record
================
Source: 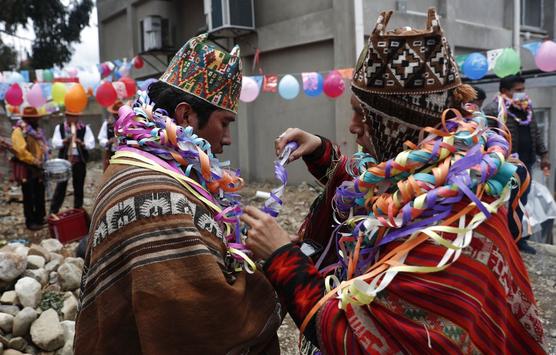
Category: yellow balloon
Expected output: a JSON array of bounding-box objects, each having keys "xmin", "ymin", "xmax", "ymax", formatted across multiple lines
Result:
[
  {"xmin": 51, "ymin": 82, "xmax": 67, "ymax": 105},
  {"xmin": 64, "ymin": 83, "xmax": 88, "ymax": 113}
]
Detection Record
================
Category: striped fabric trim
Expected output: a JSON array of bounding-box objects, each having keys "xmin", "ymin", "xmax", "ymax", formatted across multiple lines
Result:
[{"xmin": 81, "ymin": 226, "xmax": 210, "ymax": 310}]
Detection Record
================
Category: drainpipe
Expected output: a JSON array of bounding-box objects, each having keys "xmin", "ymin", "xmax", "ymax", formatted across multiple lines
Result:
[
  {"xmin": 514, "ymin": 0, "xmax": 521, "ymax": 50},
  {"xmin": 354, "ymin": 0, "xmax": 364, "ymax": 58}
]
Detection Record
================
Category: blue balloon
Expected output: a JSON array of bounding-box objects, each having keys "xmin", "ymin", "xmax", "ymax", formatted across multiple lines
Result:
[
  {"xmin": 462, "ymin": 53, "xmax": 488, "ymax": 80},
  {"xmin": 278, "ymin": 74, "xmax": 300, "ymax": 100},
  {"xmin": 0, "ymin": 83, "xmax": 9, "ymax": 100},
  {"xmin": 302, "ymin": 73, "xmax": 324, "ymax": 97}
]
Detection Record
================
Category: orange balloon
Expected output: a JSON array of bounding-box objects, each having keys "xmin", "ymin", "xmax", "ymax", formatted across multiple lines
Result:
[{"xmin": 64, "ymin": 83, "xmax": 88, "ymax": 113}]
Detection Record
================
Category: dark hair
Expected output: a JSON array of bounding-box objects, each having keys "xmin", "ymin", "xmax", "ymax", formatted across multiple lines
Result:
[
  {"xmin": 499, "ymin": 75, "xmax": 525, "ymax": 92},
  {"xmin": 471, "ymin": 86, "xmax": 486, "ymax": 101},
  {"xmin": 147, "ymin": 80, "xmax": 218, "ymax": 129}
]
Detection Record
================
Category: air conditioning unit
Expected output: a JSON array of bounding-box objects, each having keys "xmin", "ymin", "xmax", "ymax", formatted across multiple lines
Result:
[
  {"xmin": 140, "ymin": 15, "xmax": 174, "ymax": 52},
  {"xmin": 205, "ymin": 0, "xmax": 255, "ymax": 37}
]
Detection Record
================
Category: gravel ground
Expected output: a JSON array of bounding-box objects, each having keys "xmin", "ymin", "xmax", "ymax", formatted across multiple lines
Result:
[{"xmin": 1, "ymin": 161, "xmax": 554, "ymax": 353}]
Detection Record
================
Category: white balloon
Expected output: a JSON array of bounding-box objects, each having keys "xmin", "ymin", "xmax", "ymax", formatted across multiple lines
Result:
[{"xmin": 240, "ymin": 76, "xmax": 260, "ymax": 103}]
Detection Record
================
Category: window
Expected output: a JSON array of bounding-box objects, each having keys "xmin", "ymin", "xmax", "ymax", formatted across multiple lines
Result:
[{"xmin": 521, "ymin": 0, "xmax": 543, "ymax": 28}]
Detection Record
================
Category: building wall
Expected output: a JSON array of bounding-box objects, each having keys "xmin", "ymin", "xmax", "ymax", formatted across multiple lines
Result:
[{"xmin": 97, "ymin": 0, "xmax": 556, "ymax": 188}]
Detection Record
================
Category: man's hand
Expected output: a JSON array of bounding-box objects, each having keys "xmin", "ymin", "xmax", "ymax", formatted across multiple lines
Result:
[
  {"xmin": 274, "ymin": 128, "xmax": 321, "ymax": 162},
  {"xmin": 75, "ymin": 138, "xmax": 84, "ymax": 146},
  {"xmin": 240, "ymin": 206, "xmax": 293, "ymax": 260},
  {"xmin": 62, "ymin": 137, "xmax": 71, "ymax": 145}
]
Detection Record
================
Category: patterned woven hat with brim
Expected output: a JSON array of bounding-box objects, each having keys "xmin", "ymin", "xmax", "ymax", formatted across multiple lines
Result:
[
  {"xmin": 21, "ymin": 107, "xmax": 45, "ymax": 118},
  {"xmin": 159, "ymin": 33, "xmax": 242, "ymax": 114},
  {"xmin": 352, "ymin": 8, "xmax": 474, "ymax": 162}
]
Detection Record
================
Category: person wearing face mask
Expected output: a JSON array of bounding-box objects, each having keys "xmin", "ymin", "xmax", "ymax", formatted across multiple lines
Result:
[
  {"xmin": 74, "ymin": 34, "xmax": 283, "ymax": 355},
  {"xmin": 10, "ymin": 107, "xmax": 48, "ymax": 230},
  {"xmin": 484, "ymin": 76, "xmax": 550, "ymax": 254},
  {"xmin": 241, "ymin": 9, "xmax": 546, "ymax": 353}
]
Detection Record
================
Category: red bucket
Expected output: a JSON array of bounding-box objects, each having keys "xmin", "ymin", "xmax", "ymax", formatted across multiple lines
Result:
[{"xmin": 48, "ymin": 209, "xmax": 89, "ymax": 244}]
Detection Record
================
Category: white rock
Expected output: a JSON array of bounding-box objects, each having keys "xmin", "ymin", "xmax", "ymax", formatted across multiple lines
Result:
[
  {"xmin": 3, "ymin": 349, "xmax": 24, "ymax": 355},
  {"xmin": 0, "ymin": 304, "xmax": 20, "ymax": 316},
  {"xmin": 64, "ymin": 257, "xmax": 84, "ymax": 270},
  {"xmin": 57, "ymin": 263, "xmax": 82, "ymax": 291},
  {"xmin": 8, "ymin": 336, "xmax": 27, "ymax": 352},
  {"xmin": 26, "ymin": 255, "xmax": 46, "ymax": 270},
  {"xmin": 13, "ymin": 307, "xmax": 38, "ymax": 337},
  {"xmin": 55, "ymin": 320, "xmax": 75, "ymax": 355},
  {"xmin": 23, "ymin": 268, "xmax": 49, "ymax": 286},
  {"xmin": 49, "ymin": 253, "xmax": 64, "ymax": 263},
  {"xmin": 28, "ymin": 244, "xmax": 51, "ymax": 262},
  {"xmin": 30, "ymin": 309, "xmax": 65, "ymax": 351},
  {"xmin": 15, "ymin": 277, "xmax": 42, "ymax": 308},
  {"xmin": 45, "ymin": 259, "xmax": 61, "ymax": 273},
  {"xmin": 0, "ymin": 252, "xmax": 27, "ymax": 282},
  {"xmin": 0, "ymin": 312, "xmax": 14, "ymax": 332},
  {"xmin": 49, "ymin": 272, "xmax": 59, "ymax": 285},
  {"xmin": 1, "ymin": 243, "xmax": 29, "ymax": 257},
  {"xmin": 61, "ymin": 293, "xmax": 78, "ymax": 321},
  {"xmin": 40, "ymin": 239, "xmax": 63, "ymax": 254},
  {"xmin": 0, "ymin": 290, "xmax": 19, "ymax": 305}
]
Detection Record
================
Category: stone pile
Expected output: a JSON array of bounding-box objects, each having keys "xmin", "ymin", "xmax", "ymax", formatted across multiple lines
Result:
[{"xmin": 0, "ymin": 238, "xmax": 81, "ymax": 355}]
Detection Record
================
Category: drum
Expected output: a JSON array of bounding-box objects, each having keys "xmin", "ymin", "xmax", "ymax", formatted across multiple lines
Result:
[{"xmin": 44, "ymin": 159, "xmax": 72, "ymax": 183}]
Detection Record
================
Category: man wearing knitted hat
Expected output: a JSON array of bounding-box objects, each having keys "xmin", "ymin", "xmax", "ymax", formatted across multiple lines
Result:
[
  {"xmin": 75, "ymin": 34, "xmax": 283, "ymax": 354},
  {"xmin": 241, "ymin": 8, "xmax": 546, "ymax": 353}
]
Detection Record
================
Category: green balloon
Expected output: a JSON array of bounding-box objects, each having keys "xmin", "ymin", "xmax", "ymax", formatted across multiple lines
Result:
[
  {"xmin": 493, "ymin": 48, "xmax": 521, "ymax": 78},
  {"xmin": 43, "ymin": 70, "xmax": 54, "ymax": 82}
]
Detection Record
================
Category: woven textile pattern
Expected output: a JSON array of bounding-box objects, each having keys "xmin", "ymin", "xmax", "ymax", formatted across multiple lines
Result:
[{"xmin": 160, "ymin": 33, "xmax": 242, "ymax": 114}]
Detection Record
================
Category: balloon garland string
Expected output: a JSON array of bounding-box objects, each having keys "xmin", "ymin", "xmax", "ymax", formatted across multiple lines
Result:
[
  {"xmin": 111, "ymin": 91, "xmax": 296, "ymax": 273},
  {"xmin": 300, "ymin": 108, "xmax": 523, "ymax": 335}
]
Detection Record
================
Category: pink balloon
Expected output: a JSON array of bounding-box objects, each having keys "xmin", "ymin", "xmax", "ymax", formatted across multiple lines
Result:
[
  {"xmin": 240, "ymin": 76, "xmax": 259, "ymax": 103},
  {"xmin": 5, "ymin": 83, "xmax": 23, "ymax": 106},
  {"xmin": 67, "ymin": 68, "xmax": 79, "ymax": 77},
  {"xmin": 27, "ymin": 83, "xmax": 46, "ymax": 108},
  {"xmin": 535, "ymin": 40, "xmax": 556, "ymax": 72},
  {"xmin": 323, "ymin": 71, "xmax": 345, "ymax": 98}
]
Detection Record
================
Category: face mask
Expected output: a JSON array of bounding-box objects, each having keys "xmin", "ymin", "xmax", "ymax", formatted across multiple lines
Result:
[{"xmin": 513, "ymin": 92, "xmax": 527, "ymax": 101}]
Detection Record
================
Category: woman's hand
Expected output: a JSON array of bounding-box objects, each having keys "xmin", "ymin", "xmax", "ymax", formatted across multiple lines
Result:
[
  {"xmin": 274, "ymin": 128, "xmax": 321, "ymax": 162},
  {"xmin": 240, "ymin": 206, "xmax": 295, "ymax": 260}
]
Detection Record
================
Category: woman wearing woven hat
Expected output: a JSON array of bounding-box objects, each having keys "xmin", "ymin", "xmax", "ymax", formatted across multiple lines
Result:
[
  {"xmin": 241, "ymin": 8, "xmax": 546, "ymax": 354},
  {"xmin": 11, "ymin": 107, "xmax": 48, "ymax": 230},
  {"xmin": 98, "ymin": 100, "xmax": 123, "ymax": 171},
  {"xmin": 75, "ymin": 35, "xmax": 283, "ymax": 354}
]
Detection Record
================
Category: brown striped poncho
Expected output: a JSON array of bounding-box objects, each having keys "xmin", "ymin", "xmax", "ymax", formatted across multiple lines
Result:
[{"xmin": 75, "ymin": 164, "xmax": 283, "ymax": 354}]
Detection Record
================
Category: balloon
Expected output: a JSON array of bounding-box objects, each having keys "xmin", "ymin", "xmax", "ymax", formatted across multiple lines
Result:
[
  {"xmin": 535, "ymin": 40, "xmax": 556, "ymax": 72},
  {"xmin": 493, "ymin": 48, "xmax": 521, "ymax": 78},
  {"xmin": 100, "ymin": 63, "xmax": 112, "ymax": 78},
  {"xmin": 5, "ymin": 84, "xmax": 23, "ymax": 106},
  {"xmin": 462, "ymin": 52, "xmax": 488, "ymax": 80},
  {"xmin": 8, "ymin": 72, "xmax": 24, "ymax": 84},
  {"xmin": 302, "ymin": 73, "xmax": 324, "ymax": 97},
  {"xmin": 43, "ymin": 70, "xmax": 54, "ymax": 82},
  {"xmin": 0, "ymin": 83, "xmax": 9, "ymax": 101},
  {"xmin": 95, "ymin": 81, "xmax": 118, "ymax": 107},
  {"xmin": 118, "ymin": 63, "xmax": 131, "ymax": 78},
  {"xmin": 78, "ymin": 70, "xmax": 100, "ymax": 93},
  {"xmin": 64, "ymin": 83, "xmax": 88, "ymax": 113},
  {"xmin": 278, "ymin": 75, "xmax": 300, "ymax": 100},
  {"xmin": 133, "ymin": 55, "xmax": 144, "ymax": 69},
  {"xmin": 67, "ymin": 68, "xmax": 79, "ymax": 77},
  {"xmin": 51, "ymin": 82, "xmax": 67, "ymax": 105},
  {"xmin": 119, "ymin": 76, "xmax": 137, "ymax": 97},
  {"xmin": 27, "ymin": 83, "xmax": 46, "ymax": 108},
  {"xmin": 323, "ymin": 71, "xmax": 345, "ymax": 98},
  {"xmin": 139, "ymin": 78, "xmax": 157, "ymax": 91},
  {"xmin": 239, "ymin": 76, "xmax": 260, "ymax": 103}
]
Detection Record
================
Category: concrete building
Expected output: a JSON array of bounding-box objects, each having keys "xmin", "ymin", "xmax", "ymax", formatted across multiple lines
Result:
[{"xmin": 96, "ymin": 0, "xmax": 556, "ymax": 192}]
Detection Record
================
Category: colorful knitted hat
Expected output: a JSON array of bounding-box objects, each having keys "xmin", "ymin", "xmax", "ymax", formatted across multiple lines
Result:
[
  {"xmin": 160, "ymin": 33, "xmax": 242, "ymax": 114},
  {"xmin": 351, "ymin": 8, "xmax": 474, "ymax": 162}
]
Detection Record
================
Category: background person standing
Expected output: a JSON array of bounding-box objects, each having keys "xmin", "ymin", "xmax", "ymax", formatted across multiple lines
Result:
[
  {"xmin": 49, "ymin": 110, "xmax": 95, "ymax": 214},
  {"xmin": 98, "ymin": 100, "xmax": 122, "ymax": 171},
  {"xmin": 11, "ymin": 107, "xmax": 48, "ymax": 230},
  {"xmin": 484, "ymin": 75, "xmax": 550, "ymax": 254}
]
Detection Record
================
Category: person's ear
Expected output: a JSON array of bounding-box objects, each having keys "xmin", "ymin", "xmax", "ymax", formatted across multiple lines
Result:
[{"xmin": 175, "ymin": 102, "xmax": 198, "ymax": 128}]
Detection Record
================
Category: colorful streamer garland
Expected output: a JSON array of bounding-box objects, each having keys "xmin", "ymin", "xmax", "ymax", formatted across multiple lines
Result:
[
  {"xmin": 496, "ymin": 94, "xmax": 533, "ymax": 126},
  {"xmin": 300, "ymin": 108, "xmax": 522, "ymax": 333},
  {"xmin": 110, "ymin": 91, "xmax": 296, "ymax": 273}
]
